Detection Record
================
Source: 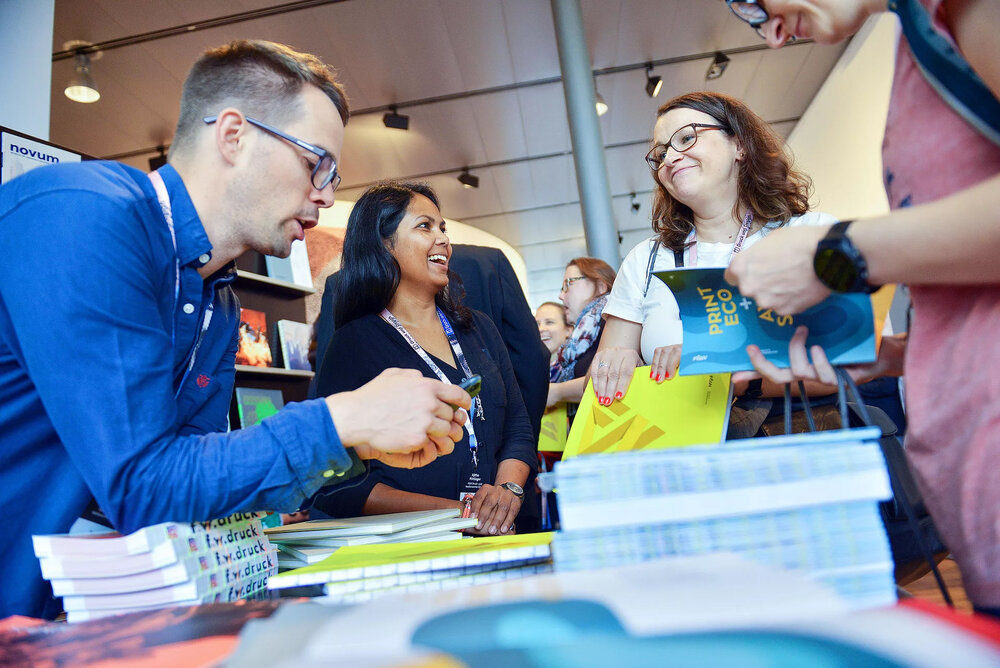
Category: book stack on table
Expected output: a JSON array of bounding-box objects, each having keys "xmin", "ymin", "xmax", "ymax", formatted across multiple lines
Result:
[
  {"xmin": 264, "ymin": 509, "xmax": 479, "ymax": 569},
  {"xmin": 266, "ymin": 510, "xmax": 553, "ymax": 604},
  {"xmin": 32, "ymin": 512, "xmax": 277, "ymax": 623},
  {"xmin": 552, "ymin": 427, "xmax": 898, "ymax": 609}
]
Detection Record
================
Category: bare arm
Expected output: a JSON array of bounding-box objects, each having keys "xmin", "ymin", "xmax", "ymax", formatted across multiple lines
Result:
[
  {"xmin": 362, "ymin": 483, "xmax": 462, "ymax": 515},
  {"xmin": 547, "ymin": 376, "xmax": 589, "ymax": 406}
]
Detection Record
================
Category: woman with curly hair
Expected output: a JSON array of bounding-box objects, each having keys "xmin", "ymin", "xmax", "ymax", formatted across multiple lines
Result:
[{"xmin": 590, "ymin": 92, "xmax": 838, "ymax": 435}]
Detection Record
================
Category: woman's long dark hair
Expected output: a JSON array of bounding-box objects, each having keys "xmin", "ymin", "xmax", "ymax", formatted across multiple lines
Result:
[
  {"xmin": 334, "ymin": 181, "xmax": 472, "ymax": 330},
  {"xmin": 650, "ymin": 92, "xmax": 813, "ymax": 252}
]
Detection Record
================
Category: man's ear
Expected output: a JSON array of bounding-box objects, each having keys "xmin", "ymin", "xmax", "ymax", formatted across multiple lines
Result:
[{"xmin": 212, "ymin": 108, "xmax": 248, "ymax": 167}]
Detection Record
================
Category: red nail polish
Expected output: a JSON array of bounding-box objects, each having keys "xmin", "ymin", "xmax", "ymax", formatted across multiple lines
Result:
[
  {"xmin": 615, "ymin": 392, "xmax": 623, "ymax": 399},
  {"xmin": 649, "ymin": 369, "xmax": 655, "ymax": 378},
  {"xmin": 655, "ymin": 374, "xmax": 661, "ymax": 382},
  {"xmin": 665, "ymin": 370, "xmax": 670, "ymax": 379}
]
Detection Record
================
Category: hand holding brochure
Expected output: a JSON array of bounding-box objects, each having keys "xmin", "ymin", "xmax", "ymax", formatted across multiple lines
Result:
[{"xmin": 655, "ymin": 268, "xmax": 876, "ymax": 375}]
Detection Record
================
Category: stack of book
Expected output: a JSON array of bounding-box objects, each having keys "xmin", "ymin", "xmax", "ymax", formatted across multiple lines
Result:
[
  {"xmin": 33, "ymin": 513, "xmax": 277, "ymax": 623},
  {"xmin": 265, "ymin": 509, "xmax": 478, "ymax": 569},
  {"xmin": 552, "ymin": 427, "xmax": 897, "ymax": 609},
  {"xmin": 268, "ymin": 528, "xmax": 553, "ymax": 605}
]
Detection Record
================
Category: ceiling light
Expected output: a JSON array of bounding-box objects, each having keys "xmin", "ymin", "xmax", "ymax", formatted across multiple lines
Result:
[
  {"xmin": 630, "ymin": 192, "xmax": 641, "ymax": 213},
  {"xmin": 645, "ymin": 65, "xmax": 662, "ymax": 98},
  {"xmin": 382, "ymin": 106, "xmax": 409, "ymax": 130},
  {"xmin": 65, "ymin": 52, "xmax": 100, "ymax": 103},
  {"xmin": 457, "ymin": 168, "xmax": 479, "ymax": 189},
  {"xmin": 148, "ymin": 146, "xmax": 167, "ymax": 172},
  {"xmin": 594, "ymin": 89, "xmax": 608, "ymax": 117},
  {"xmin": 706, "ymin": 52, "xmax": 731, "ymax": 81}
]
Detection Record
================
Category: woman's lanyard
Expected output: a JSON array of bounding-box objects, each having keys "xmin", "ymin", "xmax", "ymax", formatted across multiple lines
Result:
[
  {"xmin": 148, "ymin": 170, "xmax": 215, "ymax": 398},
  {"xmin": 684, "ymin": 211, "xmax": 754, "ymax": 268},
  {"xmin": 380, "ymin": 307, "xmax": 484, "ymax": 468}
]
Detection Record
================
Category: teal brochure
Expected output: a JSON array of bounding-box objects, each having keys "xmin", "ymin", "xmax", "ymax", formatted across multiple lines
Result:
[{"xmin": 655, "ymin": 268, "xmax": 876, "ymax": 376}]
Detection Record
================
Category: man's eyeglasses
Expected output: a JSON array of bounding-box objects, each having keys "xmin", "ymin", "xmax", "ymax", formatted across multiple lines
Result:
[
  {"xmin": 644, "ymin": 123, "xmax": 729, "ymax": 170},
  {"xmin": 561, "ymin": 276, "xmax": 587, "ymax": 292},
  {"xmin": 203, "ymin": 115, "xmax": 341, "ymax": 192},
  {"xmin": 726, "ymin": 0, "xmax": 796, "ymax": 42}
]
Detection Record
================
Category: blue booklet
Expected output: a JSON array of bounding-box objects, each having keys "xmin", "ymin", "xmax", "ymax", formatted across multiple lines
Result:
[{"xmin": 655, "ymin": 268, "xmax": 876, "ymax": 375}]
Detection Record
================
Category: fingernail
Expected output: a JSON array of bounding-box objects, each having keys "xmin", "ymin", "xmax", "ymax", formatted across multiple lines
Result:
[
  {"xmin": 649, "ymin": 369, "xmax": 655, "ymax": 378},
  {"xmin": 655, "ymin": 374, "xmax": 661, "ymax": 382},
  {"xmin": 665, "ymin": 370, "xmax": 670, "ymax": 379},
  {"xmin": 490, "ymin": 525, "xmax": 497, "ymax": 534},
  {"xmin": 615, "ymin": 392, "xmax": 623, "ymax": 399}
]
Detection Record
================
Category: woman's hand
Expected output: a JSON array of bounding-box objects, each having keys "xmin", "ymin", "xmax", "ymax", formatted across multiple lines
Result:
[
  {"xmin": 590, "ymin": 347, "xmax": 642, "ymax": 405},
  {"xmin": 733, "ymin": 326, "xmax": 907, "ymax": 387},
  {"xmin": 649, "ymin": 345, "xmax": 682, "ymax": 383},
  {"xmin": 465, "ymin": 483, "xmax": 522, "ymax": 536}
]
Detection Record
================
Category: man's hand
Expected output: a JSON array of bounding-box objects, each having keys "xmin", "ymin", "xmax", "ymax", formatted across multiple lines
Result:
[
  {"xmin": 325, "ymin": 368, "xmax": 470, "ymax": 469},
  {"xmin": 725, "ymin": 225, "xmax": 831, "ymax": 316}
]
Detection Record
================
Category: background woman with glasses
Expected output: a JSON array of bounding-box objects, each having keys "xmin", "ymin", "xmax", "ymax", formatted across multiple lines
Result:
[
  {"xmin": 548, "ymin": 258, "xmax": 616, "ymax": 415},
  {"xmin": 590, "ymin": 92, "xmax": 837, "ymax": 431}
]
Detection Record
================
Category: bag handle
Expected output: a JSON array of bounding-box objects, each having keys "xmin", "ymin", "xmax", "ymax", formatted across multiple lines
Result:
[{"xmin": 783, "ymin": 372, "xmax": 953, "ymax": 606}]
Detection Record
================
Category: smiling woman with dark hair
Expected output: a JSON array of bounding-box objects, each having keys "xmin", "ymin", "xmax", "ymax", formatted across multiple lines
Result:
[{"xmin": 313, "ymin": 181, "xmax": 538, "ymax": 535}]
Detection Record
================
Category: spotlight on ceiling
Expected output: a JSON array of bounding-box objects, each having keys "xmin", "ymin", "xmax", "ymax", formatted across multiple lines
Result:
[
  {"xmin": 645, "ymin": 65, "xmax": 662, "ymax": 98},
  {"xmin": 148, "ymin": 146, "xmax": 167, "ymax": 172},
  {"xmin": 706, "ymin": 52, "xmax": 731, "ymax": 81},
  {"xmin": 382, "ymin": 106, "xmax": 410, "ymax": 130},
  {"xmin": 630, "ymin": 192, "xmax": 641, "ymax": 213},
  {"xmin": 64, "ymin": 50, "xmax": 100, "ymax": 103},
  {"xmin": 594, "ymin": 80, "xmax": 609, "ymax": 117},
  {"xmin": 457, "ymin": 168, "xmax": 479, "ymax": 189}
]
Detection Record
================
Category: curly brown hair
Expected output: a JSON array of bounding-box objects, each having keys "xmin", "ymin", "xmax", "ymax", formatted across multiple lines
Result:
[{"xmin": 649, "ymin": 92, "xmax": 812, "ymax": 252}]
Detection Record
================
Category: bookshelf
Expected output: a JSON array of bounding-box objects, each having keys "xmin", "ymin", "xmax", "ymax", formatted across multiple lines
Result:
[{"xmin": 229, "ymin": 250, "xmax": 315, "ymax": 427}]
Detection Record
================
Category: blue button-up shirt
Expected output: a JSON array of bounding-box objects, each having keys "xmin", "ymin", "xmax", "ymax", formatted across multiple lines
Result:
[{"xmin": 0, "ymin": 162, "xmax": 353, "ymax": 618}]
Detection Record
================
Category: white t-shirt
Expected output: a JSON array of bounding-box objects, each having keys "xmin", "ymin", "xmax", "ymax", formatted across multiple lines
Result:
[{"xmin": 603, "ymin": 211, "xmax": 838, "ymax": 363}]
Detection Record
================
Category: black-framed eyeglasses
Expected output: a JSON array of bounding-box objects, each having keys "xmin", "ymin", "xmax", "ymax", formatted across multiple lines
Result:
[
  {"xmin": 203, "ymin": 115, "xmax": 341, "ymax": 192},
  {"xmin": 726, "ymin": 0, "xmax": 796, "ymax": 42},
  {"xmin": 644, "ymin": 123, "xmax": 729, "ymax": 170},
  {"xmin": 560, "ymin": 276, "xmax": 587, "ymax": 293}
]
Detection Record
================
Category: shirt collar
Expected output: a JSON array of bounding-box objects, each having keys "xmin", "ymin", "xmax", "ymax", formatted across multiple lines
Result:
[{"xmin": 155, "ymin": 164, "xmax": 214, "ymax": 269}]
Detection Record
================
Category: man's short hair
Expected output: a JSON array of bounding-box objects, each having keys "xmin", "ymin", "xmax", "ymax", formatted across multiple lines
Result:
[{"xmin": 171, "ymin": 40, "xmax": 349, "ymax": 157}]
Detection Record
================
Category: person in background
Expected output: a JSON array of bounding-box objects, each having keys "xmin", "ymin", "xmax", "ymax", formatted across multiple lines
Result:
[
  {"xmin": 590, "ymin": 91, "xmax": 840, "ymax": 436},
  {"xmin": 548, "ymin": 258, "xmax": 616, "ymax": 412},
  {"xmin": 721, "ymin": 0, "xmax": 1000, "ymax": 618},
  {"xmin": 313, "ymin": 182, "xmax": 538, "ymax": 535},
  {"xmin": 535, "ymin": 301, "xmax": 572, "ymax": 377},
  {"xmin": 0, "ymin": 40, "xmax": 468, "ymax": 620},
  {"xmin": 315, "ymin": 244, "xmax": 550, "ymax": 443}
]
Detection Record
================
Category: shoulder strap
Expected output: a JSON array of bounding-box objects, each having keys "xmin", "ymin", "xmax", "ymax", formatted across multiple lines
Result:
[
  {"xmin": 643, "ymin": 239, "xmax": 661, "ymax": 298},
  {"xmin": 890, "ymin": 0, "xmax": 1000, "ymax": 146}
]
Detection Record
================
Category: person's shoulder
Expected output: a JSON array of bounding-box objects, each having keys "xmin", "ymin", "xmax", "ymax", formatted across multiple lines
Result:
[
  {"xmin": 17, "ymin": 161, "xmax": 148, "ymax": 202},
  {"xmin": 786, "ymin": 211, "xmax": 839, "ymax": 228},
  {"xmin": 335, "ymin": 312, "xmax": 382, "ymax": 337}
]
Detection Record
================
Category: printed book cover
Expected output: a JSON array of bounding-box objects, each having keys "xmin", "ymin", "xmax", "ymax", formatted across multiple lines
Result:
[
  {"xmin": 235, "ymin": 308, "xmax": 272, "ymax": 367},
  {"xmin": 654, "ymin": 268, "xmax": 876, "ymax": 376},
  {"xmin": 234, "ymin": 387, "xmax": 285, "ymax": 428},
  {"xmin": 288, "ymin": 238, "xmax": 313, "ymax": 288},
  {"xmin": 276, "ymin": 320, "xmax": 312, "ymax": 371},
  {"xmin": 264, "ymin": 255, "xmax": 295, "ymax": 284}
]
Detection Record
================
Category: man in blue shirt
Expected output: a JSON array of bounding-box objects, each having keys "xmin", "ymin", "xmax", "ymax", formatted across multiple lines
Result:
[{"xmin": 0, "ymin": 40, "xmax": 469, "ymax": 619}]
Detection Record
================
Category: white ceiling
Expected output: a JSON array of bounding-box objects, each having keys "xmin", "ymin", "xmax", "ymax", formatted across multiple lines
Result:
[{"xmin": 50, "ymin": 0, "xmax": 847, "ymax": 307}]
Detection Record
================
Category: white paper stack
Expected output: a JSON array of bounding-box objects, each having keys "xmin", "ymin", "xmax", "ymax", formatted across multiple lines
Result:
[
  {"xmin": 33, "ymin": 513, "xmax": 278, "ymax": 622},
  {"xmin": 553, "ymin": 427, "xmax": 897, "ymax": 609}
]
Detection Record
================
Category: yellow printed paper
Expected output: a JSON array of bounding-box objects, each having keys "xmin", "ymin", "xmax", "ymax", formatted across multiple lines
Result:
[
  {"xmin": 538, "ymin": 405, "xmax": 568, "ymax": 452},
  {"xmin": 563, "ymin": 367, "xmax": 730, "ymax": 459},
  {"xmin": 870, "ymin": 284, "xmax": 897, "ymax": 352}
]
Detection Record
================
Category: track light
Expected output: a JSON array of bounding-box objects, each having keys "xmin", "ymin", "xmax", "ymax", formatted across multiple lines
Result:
[
  {"xmin": 65, "ymin": 51, "xmax": 100, "ymax": 103},
  {"xmin": 706, "ymin": 52, "xmax": 731, "ymax": 81},
  {"xmin": 645, "ymin": 65, "xmax": 662, "ymax": 98},
  {"xmin": 382, "ymin": 106, "xmax": 409, "ymax": 130},
  {"xmin": 593, "ymin": 77, "xmax": 609, "ymax": 117},
  {"xmin": 457, "ymin": 168, "xmax": 479, "ymax": 189},
  {"xmin": 630, "ymin": 192, "xmax": 641, "ymax": 213},
  {"xmin": 148, "ymin": 146, "xmax": 167, "ymax": 172}
]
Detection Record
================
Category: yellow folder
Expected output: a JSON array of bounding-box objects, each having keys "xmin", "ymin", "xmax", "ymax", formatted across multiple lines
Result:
[
  {"xmin": 538, "ymin": 404, "xmax": 569, "ymax": 453},
  {"xmin": 563, "ymin": 367, "xmax": 730, "ymax": 459}
]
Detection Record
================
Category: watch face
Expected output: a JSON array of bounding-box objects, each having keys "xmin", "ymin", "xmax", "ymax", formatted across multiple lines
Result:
[
  {"xmin": 814, "ymin": 246, "xmax": 858, "ymax": 293},
  {"xmin": 503, "ymin": 482, "xmax": 524, "ymax": 497}
]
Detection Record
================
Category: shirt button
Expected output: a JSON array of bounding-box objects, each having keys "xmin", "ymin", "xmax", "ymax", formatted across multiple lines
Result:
[
  {"xmin": 198, "ymin": 253, "xmax": 211, "ymax": 265},
  {"xmin": 183, "ymin": 303, "xmax": 195, "ymax": 314}
]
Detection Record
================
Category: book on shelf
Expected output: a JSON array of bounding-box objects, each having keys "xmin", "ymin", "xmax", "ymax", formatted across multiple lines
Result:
[
  {"xmin": 275, "ymin": 319, "xmax": 312, "ymax": 371},
  {"xmin": 235, "ymin": 307, "xmax": 272, "ymax": 367},
  {"xmin": 264, "ymin": 240, "xmax": 312, "ymax": 289},
  {"xmin": 269, "ymin": 532, "xmax": 553, "ymax": 590},
  {"xmin": 263, "ymin": 508, "xmax": 465, "ymax": 541},
  {"xmin": 234, "ymin": 387, "xmax": 285, "ymax": 428},
  {"xmin": 563, "ymin": 367, "xmax": 731, "ymax": 459},
  {"xmin": 654, "ymin": 267, "xmax": 876, "ymax": 375}
]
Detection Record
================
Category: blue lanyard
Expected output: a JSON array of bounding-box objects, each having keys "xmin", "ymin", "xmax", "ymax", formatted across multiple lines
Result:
[
  {"xmin": 148, "ymin": 171, "xmax": 215, "ymax": 399},
  {"xmin": 379, "ymin": 307, "xmax": 483, "ymax": 467}
]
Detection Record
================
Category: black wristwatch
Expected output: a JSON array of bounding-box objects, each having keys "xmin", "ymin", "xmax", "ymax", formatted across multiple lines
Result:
[
  {"xmin": 813, "ymin": 221, "xmax": 880, "ymax": 293},
  {"xmin": 500, "ymin": 481, "xmax": 524, "ymax": 500}
]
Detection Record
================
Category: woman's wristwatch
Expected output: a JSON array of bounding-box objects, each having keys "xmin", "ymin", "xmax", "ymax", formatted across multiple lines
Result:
[{"xmin": 500, "ymin": 481, "xmax": 524, "ymax": 500}]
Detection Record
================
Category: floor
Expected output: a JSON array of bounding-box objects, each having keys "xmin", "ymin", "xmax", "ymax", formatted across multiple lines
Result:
[{"xmin": 902, "ymin": 557, "xmax": 972, "ymax": 613}]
